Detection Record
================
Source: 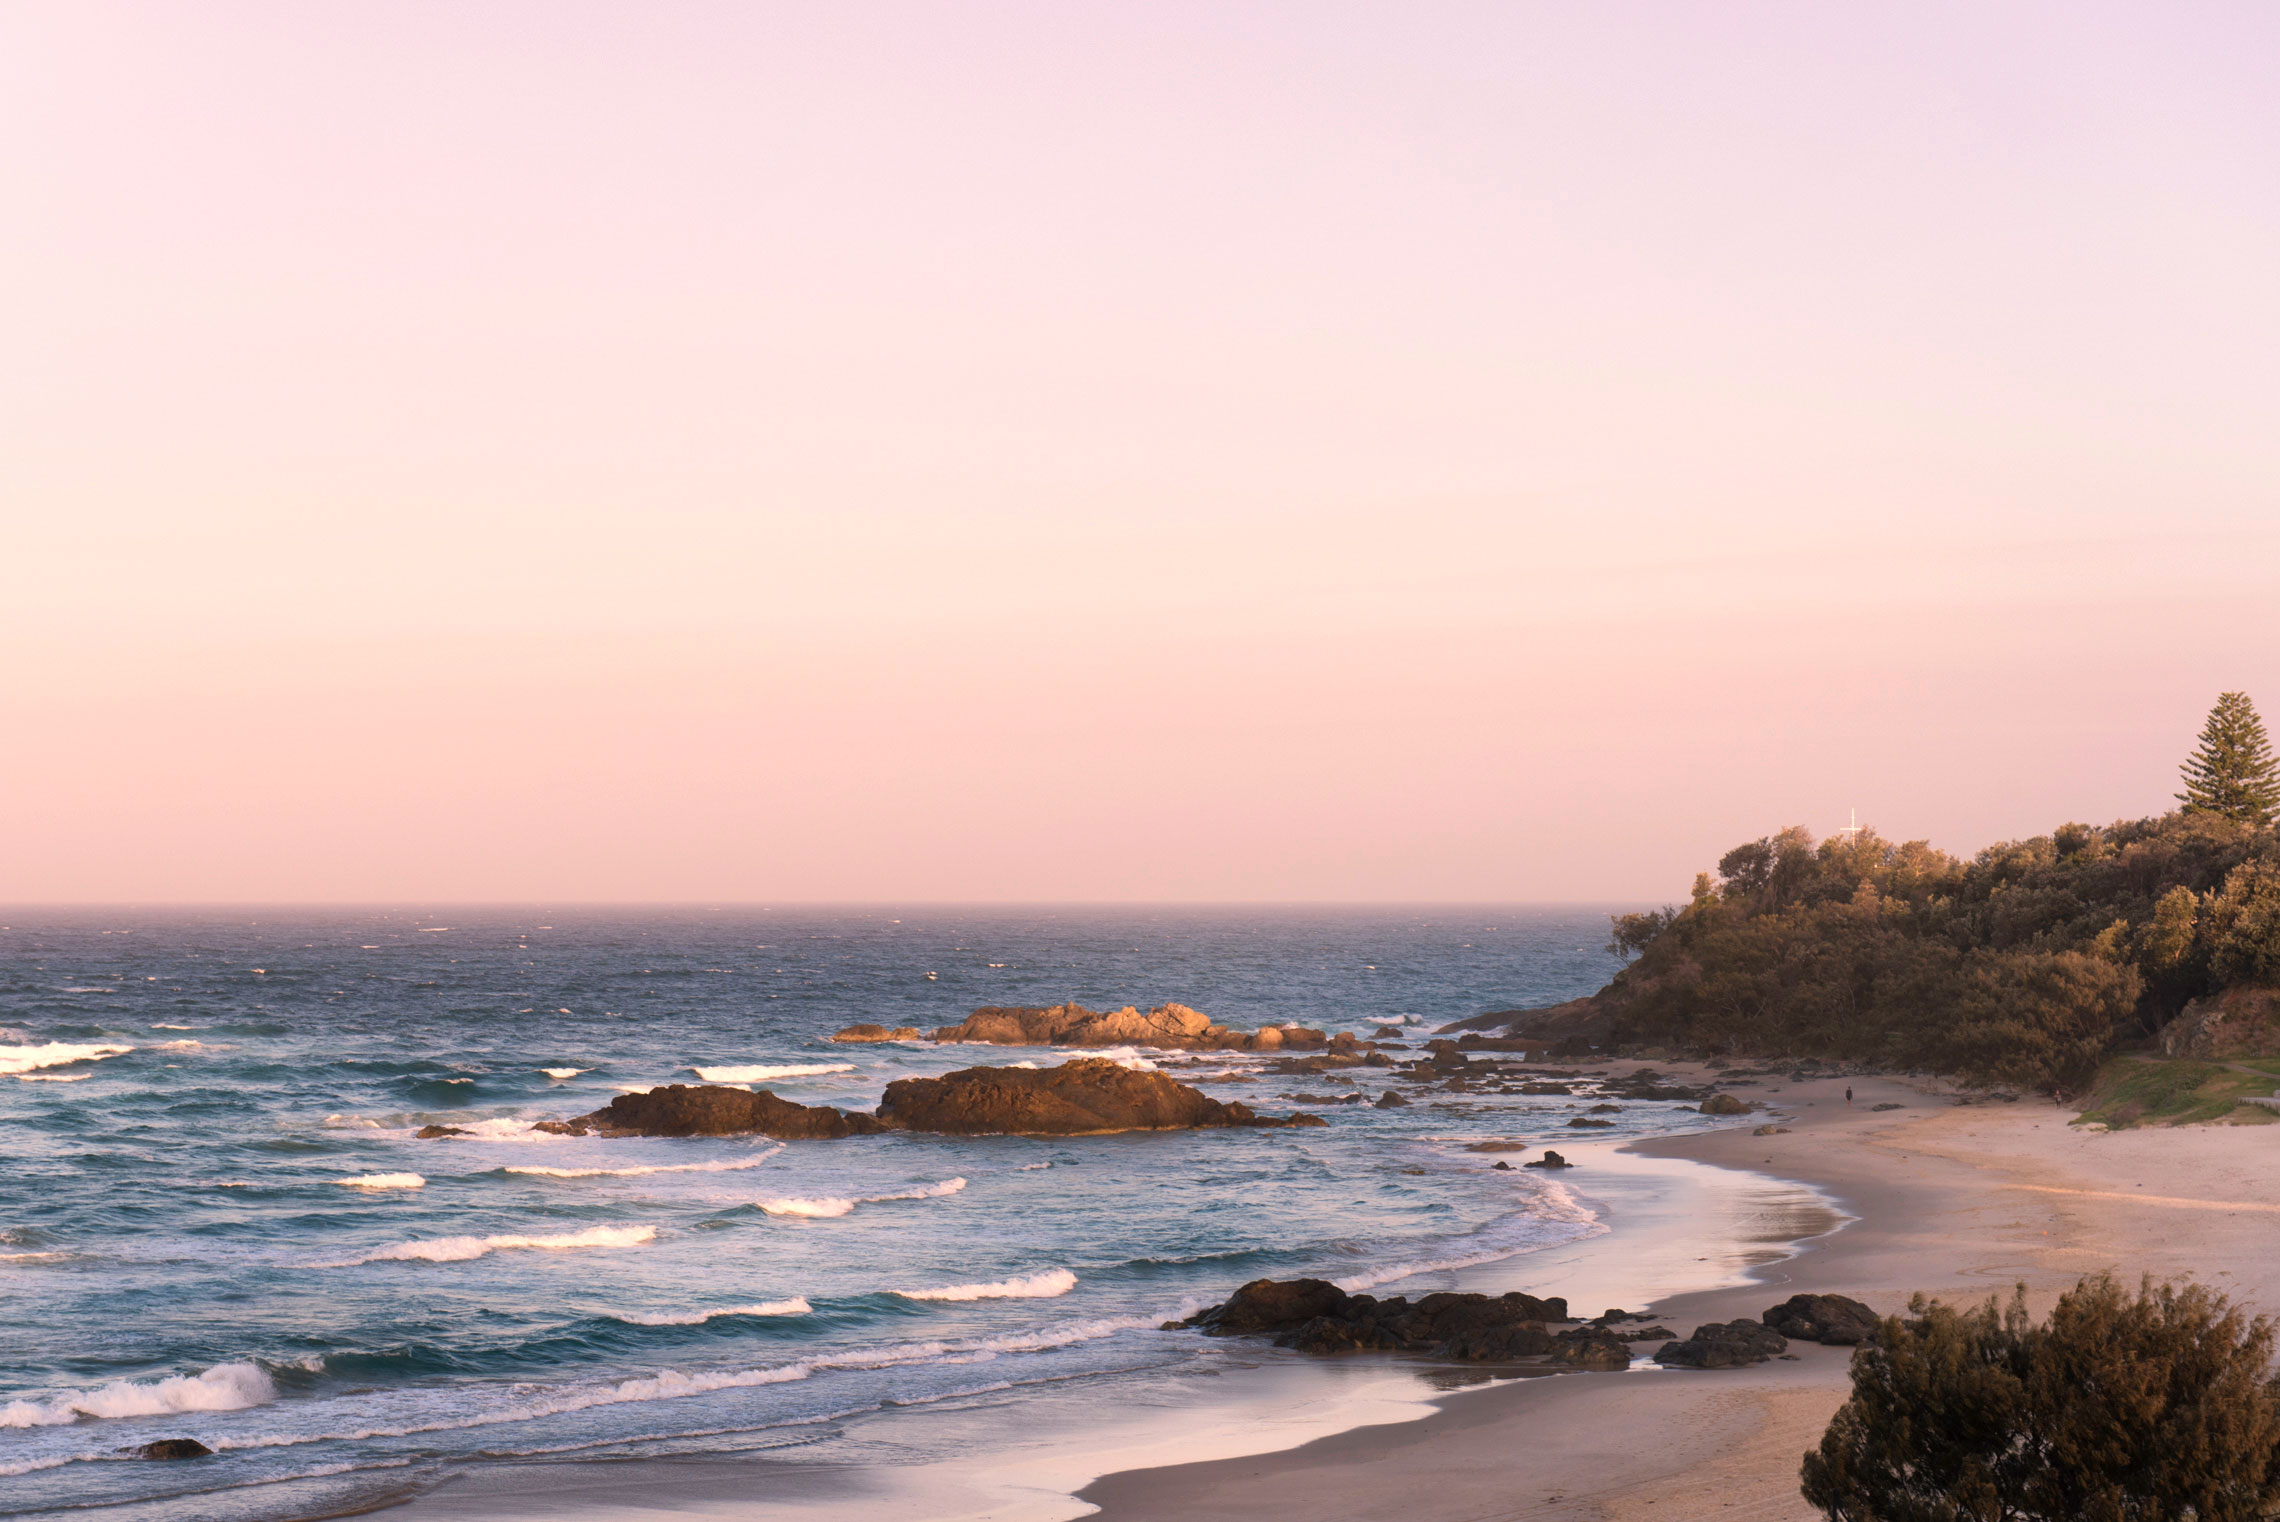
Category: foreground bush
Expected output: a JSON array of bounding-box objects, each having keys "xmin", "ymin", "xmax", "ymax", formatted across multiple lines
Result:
[{"xmin": 1801, "ymin": 1276, "xmax": 2280, "ymax": 1521}]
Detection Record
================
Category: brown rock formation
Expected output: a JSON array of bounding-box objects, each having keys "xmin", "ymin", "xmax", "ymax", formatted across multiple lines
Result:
[
  {"xmin": 928, "ymin": 1002, "xmax": 1359, "ymax": 1054},
  {"xmin": 876, "ymin": 1058, "xmax": 1326, "ymax": 1136},
  {"xmin": 831, "ymin": 1024, "xmax": 921, "ymax": 1042},
  {"xmin": 1171, "ymin": 1278, "xmax": 1570, "ymax": 1362},
  {"xmin": 539, "ymin": 1084, "xmax": 888, "ymax": 1139}
]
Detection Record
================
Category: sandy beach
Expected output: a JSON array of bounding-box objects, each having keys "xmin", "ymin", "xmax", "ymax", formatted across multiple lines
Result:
[
  {"xmin": 1083, "ymin": 1067, "xmax": 2280, "ymax": 1521},
  {"xmin": 358, "ymin": 1063, "xmax": 2280, "ymax": 1522}
]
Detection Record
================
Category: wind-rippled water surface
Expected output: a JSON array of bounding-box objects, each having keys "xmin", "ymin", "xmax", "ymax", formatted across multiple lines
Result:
[{"xmin": 0, "ymin": 906, "xmax": 1689, "ymax": 1520}]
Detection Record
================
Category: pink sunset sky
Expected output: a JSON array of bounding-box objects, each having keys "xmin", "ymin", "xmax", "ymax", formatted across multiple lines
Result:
[{"xmin": 5, "ymin": 2, "xmax": 2277, "ymax": 903}]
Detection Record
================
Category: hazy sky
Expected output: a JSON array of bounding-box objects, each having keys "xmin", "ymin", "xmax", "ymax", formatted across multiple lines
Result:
[{"xmin": 5, "ymin": 1, "xmax": 2277, "ymax": 902}]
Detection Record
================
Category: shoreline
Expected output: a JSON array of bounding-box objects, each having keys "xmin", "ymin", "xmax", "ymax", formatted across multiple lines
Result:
[
  {"xmin": 353, "ymin": 1068, "xmax": 1842, "ymax": 1522},
  {"xmin": 1080, "ymin": 1065, "xmax": 2280, "ymax": 1521}
]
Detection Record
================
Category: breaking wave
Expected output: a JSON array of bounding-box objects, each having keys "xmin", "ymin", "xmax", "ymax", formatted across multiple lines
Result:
[
  {"xmin": 507, "ymin": 1146, "xmax": 783, "ymax": 1180},
  {"xmin": 0, "ymin": 1362, "xmax": 276, "ymax": 1429},
  {"xmin": 689, "ymin": 1063, "xmax": 855, "ymax": 1083},
  {"xmin": 612, "ymin": 1298, "xmax": 812, "ymax": 1325},
  {"xmin": 756, "ymin": 1178, "xmax": 966, "ymax": 1219},
  {"xmin": 895, "ymin": 1269, "xmax": 1077, "ymax": 1301},
  {"xmin": 0, "ymin": 1042, "xmax": 132, "ymax": 1077},
  {"xmin": 540, "ymin": 1067, "xmax": 589, "ymax": 1079},
  {"xmin": 336, "ymin": 1173, "xmax": 426, "ymax": 1190},
  {"xmin": 321, "ymin": 1225, "xmax": 656, "ymax": 1266}
]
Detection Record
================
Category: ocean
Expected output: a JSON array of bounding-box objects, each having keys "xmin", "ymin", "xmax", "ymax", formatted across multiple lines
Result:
[{"xmin": 0, "ymin": 904, "xmax": 1743, "ymax": 1521}]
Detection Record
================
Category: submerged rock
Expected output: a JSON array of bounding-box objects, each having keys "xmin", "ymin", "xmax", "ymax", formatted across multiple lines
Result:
[
  {"xmin": 877, "ymin": 1059, "xmax": 1326, "ymax": 1136},
  {"xmin": 1762, "ymin": 1293, "xmax": 1882, "ymax": 1345},
  {"xmin": 1654, "ymin": 1319, "xmax": 1788, "ymax": 1368},
  {"xmin": 1171, "ymin": 1278, "xmax": 1569, "ymax": 1362},
  {"xmin": 541, "ymin": 1085, "xmax": 888, "ymax": 1139}
]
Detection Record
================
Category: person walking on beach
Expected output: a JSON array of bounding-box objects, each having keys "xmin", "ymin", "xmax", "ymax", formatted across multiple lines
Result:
[{"xmin": 1845, "ymin": 1086, "xmax": 1853, "ymax": 1104}]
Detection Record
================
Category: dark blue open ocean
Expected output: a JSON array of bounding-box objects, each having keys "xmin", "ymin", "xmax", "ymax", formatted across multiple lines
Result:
[{"xmin": 1, "ymin": 906, "xmax": 1698, "ymax": 1520}]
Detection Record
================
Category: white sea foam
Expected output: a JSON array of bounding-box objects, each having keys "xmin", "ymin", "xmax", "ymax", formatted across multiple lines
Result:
[
  {"xmin": 1337, "ymin": 1179, "xmax": 1601, "ymax": 1291},
  {"xmin": 540, "ymin": 1067, "xmax": 588, "ymax": 1079},
  {"xmin": 322, "ymin": 1224, "xmax": 655, "ymax": 1266},
  {"xmin": 0, "ymin": 1042, "xmax": 132, "ymax": 1077},
  {"xmin": 152, "ymin": 1023, "xmax": 196, "ymax": 1030},
  {"xmin": 0, "ymin": 1362, "xmax": 276, "ymax": 1429},
  {"xmin": 895, "ymin": 1268, "xmax": 1077, "ymax": 1301},
  {"xmin": 209, "ymin": 1312, "xmax": 1171, "ymax": 1453},
  {"xmin": 690, "ymin": 1063, "xmax": 855, "ymax": 1083},
  {"xmin": 614, "ymin": 1298, "xmax": 811, "ymax": 1325},
  {"xmin": 18, "ymin": 1073, "xmax": 91, "ymax": 1083},
  {"xmin": 508, "ymin": 1146, "xmax": 782, "ymax": 1180},
  {"xmin": 1016, "ymin": 1161, "xmax": 1053, "ymax": 1170},
  {"xmin": 337, "ymin": 1173, "xmax": 426, "ymax": 1190},
  {"xmin": 757, "ymin": 1178, "xmax": 966, "ymax": 1219},
  {"xmin": 157, "ymin": 1039, "xmax": 210, "ymax": 1051}
]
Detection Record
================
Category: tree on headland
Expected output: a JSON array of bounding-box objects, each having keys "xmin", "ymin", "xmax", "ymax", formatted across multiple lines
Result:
[
  {"xmin": 1802, "ymin": 1276, "xmax": 2280, "ymax": 1522},
  {"xmin": 2179, "ymin": 692, "xmax": 2279, "ymax": 828}
]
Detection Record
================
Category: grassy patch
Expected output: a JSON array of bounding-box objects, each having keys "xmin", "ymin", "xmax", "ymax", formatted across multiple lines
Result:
[{"xmin": 2074, "ymin": 1058, "xmax": 2280, "ymax": 1129}]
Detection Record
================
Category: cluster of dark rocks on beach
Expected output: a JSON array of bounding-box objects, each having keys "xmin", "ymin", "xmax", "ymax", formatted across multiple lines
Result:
[{"xmin": 1171, "ymin": 1280, "xmax": 1883, "ymax": 1374}]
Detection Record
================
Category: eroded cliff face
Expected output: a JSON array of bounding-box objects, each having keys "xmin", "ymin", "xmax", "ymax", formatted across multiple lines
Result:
[{"xmin": 2159, "ymin": 985, "xmax": 2280, "ymax": 1060}]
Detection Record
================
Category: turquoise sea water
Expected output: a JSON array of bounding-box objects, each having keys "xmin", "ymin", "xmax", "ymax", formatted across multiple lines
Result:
[{"xmin": 0, "ymin": 905, "xmax": 1708, "ymax": 1520}]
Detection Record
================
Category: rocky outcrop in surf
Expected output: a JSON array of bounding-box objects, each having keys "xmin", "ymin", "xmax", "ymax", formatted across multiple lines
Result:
[
  {"xmin": 830, "ymin": 1024, "xmax": 921, "ymax": 1043},
  {"xmin": 523, "ymin": 1060, "xmax": 1329, "ymax": 1140},
  {"xmin": 1168, "ymin": 1278, "xmax": 1572, "ymax": 1360},
  {"xmin": 927, "ymin": 1002, "xmax": 1368, "ymax": 1054},
  {"xmin": 536, "ymin": 1085, "xmax": 888, "ymax": 1139},
  {"xmin": 877, "ymin": 1058, "xmax": 1327, "ymax": 1136}
]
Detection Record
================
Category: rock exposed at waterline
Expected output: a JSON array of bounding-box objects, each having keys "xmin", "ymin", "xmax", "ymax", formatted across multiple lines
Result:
[
  {"xmin": 928, "ymin": 1002, "xmax": 1367, "ymax": 1054},
  {"xmin": 1654, "ymin": 1319, "xmax": 1788, "ymax": 1368},
  {"xmin": 1523, "ymin": 1150, "xmax": 1572, "ymax": 1168},
  {"xmin": 134, "ymin": 1439, "xmax": 213, "ymax": 1460},
  {"xmin": 1547, "ymin": 1331, "xmax": 1633, "ymax": 1369},
  {"xmin": 1699, "ymin": 1093, "xmax": 1752, "ymax": 1116},
  {"xmin": 876, "ymin": 1058, "xmax": 1327, "ymax": 1136},
  {"xmin": 1169, "ymin": 1278, "xmax": 1569, "ymax": 1361},
  {"xmin": 538, "ymin": 1062, "xmax": 1328, "ymax": 1140},
  {"xmin": 831, "ymin": 1024, "xmax": 921, "ymax": 1042},
  {"xmin": 540, "ymin": 1085, "xmax": 889, "ymax": 1140},
  {"xmin": 1762, "ymin": 1293, "xmax": 1881, "ymax": 1345},
  {"xmin": 1373, "ymin": 1090, "xmax": 1409, "ymax": 1108},
  {"xmin": 414, "ymin": 1124, "xmax": 470, "ymax": 1139}
]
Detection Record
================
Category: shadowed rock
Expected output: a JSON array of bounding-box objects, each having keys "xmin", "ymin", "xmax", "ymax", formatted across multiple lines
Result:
[
  {"xmin": 876, "ymin": 1058, "xmax": 1325, "ymax": 1136},
  {"xmin": 1170, "ymin": 1278, "xmax": 1571, "ymax": 1362},
  {"xmin": 1762, "ymin": 1293, "xmax": 1882, "ymax": 1345},
  {"xmin": 540, "ymin": 1085, "xmax": 888, "ymax": 1139},
  {"xmin": 134, "ymin": 1439, "xmax": 213, "ymax": 1460},
  {"xmin": 1654, "ymin": 1319, "xmax": 1788, "ymax": 1368}
]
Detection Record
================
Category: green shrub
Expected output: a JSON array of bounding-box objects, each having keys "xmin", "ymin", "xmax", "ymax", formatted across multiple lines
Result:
[{"xmin": 1802, "ymin": 1277, "xmax": 2280, "ymax": 1521}]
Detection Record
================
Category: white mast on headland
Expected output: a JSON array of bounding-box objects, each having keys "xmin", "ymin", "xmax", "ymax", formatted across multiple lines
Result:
[{"xmin": 1837, "ymin": 807, "xmax": 1865, "ymax": 844}]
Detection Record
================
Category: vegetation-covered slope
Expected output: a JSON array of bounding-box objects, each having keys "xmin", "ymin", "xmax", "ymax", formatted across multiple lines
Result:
[{"xmin": 1582, "ymin": 696, "xmax": 2280, "ymax": 1093}]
